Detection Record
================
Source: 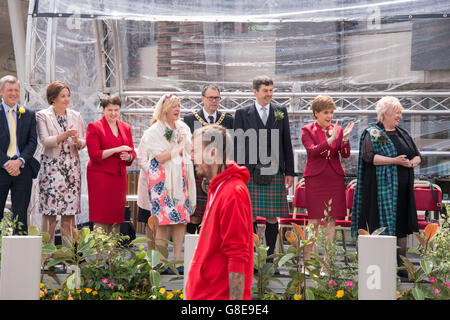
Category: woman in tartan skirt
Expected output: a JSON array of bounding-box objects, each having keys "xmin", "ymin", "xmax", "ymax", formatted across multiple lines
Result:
[
  {"xmin": 351, "ymin": 96, "xmax": 421, "ymax": 278},
  {"xmin": 301, "ymin": 95, "xmax": 354, "ymax": 274}
]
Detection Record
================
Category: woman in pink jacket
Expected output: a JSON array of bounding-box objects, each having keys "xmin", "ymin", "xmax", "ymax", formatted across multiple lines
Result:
[{"xmin": 301, "ymin": 95, "xmax": 354, "ymax": 274}]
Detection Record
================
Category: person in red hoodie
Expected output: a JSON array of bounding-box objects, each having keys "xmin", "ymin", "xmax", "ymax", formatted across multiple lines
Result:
[{"xmin": 186, "ymin": 124, "xmax": 254, "ymax": 300}]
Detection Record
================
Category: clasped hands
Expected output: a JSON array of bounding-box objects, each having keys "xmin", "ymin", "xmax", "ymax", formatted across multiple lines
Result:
[
  {"xmin": 394, "ymin": 155, "xmax": 418, "ymax": 168},
  {"xmin": 62, "ymin": 125, "xmax": 83, "ymax": 149},
  {"xmin": 115, "ymin": 145, "xmax": 133, "ymax": 162},
  {"xmin": 4, "ymin": 159, "xmax": 23, "ymax": 176}
]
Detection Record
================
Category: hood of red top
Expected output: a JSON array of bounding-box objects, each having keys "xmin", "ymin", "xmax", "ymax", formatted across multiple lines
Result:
[{"xmin": 208, "ymin": 161, "xmax": 249, "ymax": 192}]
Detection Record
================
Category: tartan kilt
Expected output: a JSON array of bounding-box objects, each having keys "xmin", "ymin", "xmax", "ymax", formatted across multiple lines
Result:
[
  {"xmin": 247, "ymin": 172, "xmax": 290, "ymax": 218},
  {"xmin": 192, "ymin": 177, "xmax": 207, "ymax": 218}
]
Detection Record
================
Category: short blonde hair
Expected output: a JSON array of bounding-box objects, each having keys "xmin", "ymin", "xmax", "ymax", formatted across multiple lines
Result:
[
  {"xmin": 151, "ymin": 94, "xmax": 180, "ymax": 124},
  {"xmin": 311, "ymin": 95, "xmax": 335, "ymax": 119},
  {"xmin": 376, "ymin": 96, "xmax": 403, "ymax": 122}
]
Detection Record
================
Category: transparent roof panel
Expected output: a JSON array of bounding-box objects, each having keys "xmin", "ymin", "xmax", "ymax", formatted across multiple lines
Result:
[{"xmin": 34, "ymin": 0, "xmax": 450, "ymax": 22}]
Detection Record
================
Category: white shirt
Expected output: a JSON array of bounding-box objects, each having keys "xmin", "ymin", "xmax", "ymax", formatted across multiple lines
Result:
[{"xmin": 202, "ymin": 107, "xmax": 217, "ymax": 123}]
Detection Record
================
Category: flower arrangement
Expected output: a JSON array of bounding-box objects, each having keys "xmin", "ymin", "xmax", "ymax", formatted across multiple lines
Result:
[
  {"xmin": 274, "ymin": 109, "xmax": 284, "ymax": 121},
  {"xmin": 164, "ymin": 127, "xmax": 174, "ymax": 142},
  {"xmin": 369, "ymin": 127, "xmax": 389, "ymax": 144},
  {"xmin": 18, "ymin": 106, "xmax": 25, "ymax": 119}
]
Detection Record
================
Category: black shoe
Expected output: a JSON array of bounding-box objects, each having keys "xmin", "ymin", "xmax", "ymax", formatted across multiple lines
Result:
[
  {"xmin": 161, "ymin": 268, "xmax": 176, "ymax": 275},
  {"xmin": 397, "ymin": 269, "xmax": 409, "ymax": 279}
]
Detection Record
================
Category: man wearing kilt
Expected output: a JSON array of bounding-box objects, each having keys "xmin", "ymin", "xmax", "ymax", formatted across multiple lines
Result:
[
  {"xmin": 183, "ymin": 84, "xmax": 234, "ymax": 234},
  {"xmin": 234, "ymin": 75, "xmax": 295, "ymax": 261}
]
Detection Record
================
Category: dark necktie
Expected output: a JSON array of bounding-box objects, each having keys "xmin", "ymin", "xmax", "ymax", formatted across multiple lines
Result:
[{"xmin": 208, "ymin": 115, "xmax": 214, "ymax": 124}]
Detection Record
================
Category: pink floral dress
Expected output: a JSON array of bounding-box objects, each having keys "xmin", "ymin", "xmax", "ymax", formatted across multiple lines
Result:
[
  {"xmin": 38, "ymin": 114, "xmax": 81, "ymax": 216},
  {"xmin": 147, "ymin": 158, "xmax": 190, "ymax": 225}
]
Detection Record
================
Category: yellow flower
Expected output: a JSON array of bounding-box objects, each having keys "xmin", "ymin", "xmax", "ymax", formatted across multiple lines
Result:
[
  {"xmin": 76, "ymin": 289, "xmax": 82, "ymax": 294},
  {"xmin": 336, "ymin": 290, "xmax": 344, "ymax": 298},
  {"xmin": 179, "ymin": 293, "xmax": 183, "ymax": 299},
  {"xmin": 159, "ymin": 288, "xmax": 166, "ymax": 294},
  {"xmin": 18, "ymin": 106, "xmax": 25, "ymax": 119},
  {"xmin": 294, "ymin": 294, "xmax": 302, "ymax": 300},
  {"xmin": 396, "ymin": 291, "xmax": 403, "ymax": 299},
  {"xmin": 85, "ymin": 288, "xmax": 92, "ymax": 294},
  {"xmin": 92, "ymin": 290, "xmax": 98, "ymax": 295},
  {"xmin": 167, "ymin": 292, "xmax": 174, "ymax": 300},
  {"xmin": 40, "ymin": 283, "xmax": 45, "ymax": 289}
]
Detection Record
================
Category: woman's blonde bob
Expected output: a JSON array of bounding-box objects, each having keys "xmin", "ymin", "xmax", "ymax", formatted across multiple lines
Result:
[{"xmin": 151, "ymin": 94, "xmax": 180, "ymax": 124}]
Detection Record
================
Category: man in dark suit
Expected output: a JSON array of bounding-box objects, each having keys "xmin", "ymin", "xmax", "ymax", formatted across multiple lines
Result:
[
  {"xmin": 234, "ymin": 75, "xmax": 294, "ymax": 262},
  {"xmin": 0, "ymin": 75, "xmax": 39, "ymax": 233},
  {"xmin": 184, "ymin": 84, "xmax": 233, "ymax": 234}
]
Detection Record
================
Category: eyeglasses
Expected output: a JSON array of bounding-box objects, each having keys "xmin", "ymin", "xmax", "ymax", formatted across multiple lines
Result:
[{"xmin": 203, "ymin": 96, "xmax": 221, "ymax": 101}]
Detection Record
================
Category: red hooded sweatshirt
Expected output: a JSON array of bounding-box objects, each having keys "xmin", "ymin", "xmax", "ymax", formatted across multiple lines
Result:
[{"xmin": 185, "ymin": 162, "xmax": 254, "ymax": 300}]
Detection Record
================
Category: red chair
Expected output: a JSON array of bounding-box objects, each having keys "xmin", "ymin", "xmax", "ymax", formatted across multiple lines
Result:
[
  {"xmin": 292, "ymin": 178, "xmax": 307, "ymax": 218},
  {"xmin": 345, "ymin": 179, "xmax": 357, "ymax": 218},
  {"xmin": 413, "ymin": 181, "xmax": 442, "ymax": 212}
]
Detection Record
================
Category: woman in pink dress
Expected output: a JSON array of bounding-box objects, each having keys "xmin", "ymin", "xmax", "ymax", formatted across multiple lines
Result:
[
  {"xmin": 139, "ymin": 94, "xmax": 196, "ymax": 272},
  {"xmin": 301, "ymin": 95, "xmax": 354, "ymax": 274}
]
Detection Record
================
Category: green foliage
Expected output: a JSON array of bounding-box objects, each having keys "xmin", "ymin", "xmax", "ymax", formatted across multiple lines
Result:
[
  {"xmin": 399, "ymin": 204, "xmax": 450, "ymax": 300},
  {"xmin": 252, "ymin": 240, "xmax": 284, "ymax": 299}
]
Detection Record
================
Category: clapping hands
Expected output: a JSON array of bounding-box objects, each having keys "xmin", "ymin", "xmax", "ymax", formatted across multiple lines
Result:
[{"xmin": 343, "ymin": 122, "xmax": 355, "ymax": 141}]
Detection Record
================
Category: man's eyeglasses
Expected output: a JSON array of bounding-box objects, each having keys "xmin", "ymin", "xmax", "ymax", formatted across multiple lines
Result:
[{"xmin": 203, "ymin": 96, "xmax": 221, "ymax": 101}]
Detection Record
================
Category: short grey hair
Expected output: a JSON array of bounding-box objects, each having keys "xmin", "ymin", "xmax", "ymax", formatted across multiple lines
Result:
[
  {"xmin": 201, "ymin": 84, "xmax": 220, "ymax": 97},
  {"xmin": 376, "ymin": 96, "xmax": 403, "ymax": 122},
  {"xmin": 0, "ymin": 75, "xmax": 19, "ymax": 91}
]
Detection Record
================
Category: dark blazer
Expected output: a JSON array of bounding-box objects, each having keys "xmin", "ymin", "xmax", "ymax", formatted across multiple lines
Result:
[
  {"xmin": 233, "ymin": 102, "xmax": 294, "ymax": 176},
  {"xmin": 183, "ymin": 109, "xmax": 234, "ymax": 133},
  {"xmin": 0, "ymin": 105, "xmax": 39, "ymax": 178},
  {"xmin": 86, "ymin": 116, "xmax": 136, "ymax": 176},
  {"xmin": 301, "ymin": 121, "xmax": 350, "ymax": 178}
]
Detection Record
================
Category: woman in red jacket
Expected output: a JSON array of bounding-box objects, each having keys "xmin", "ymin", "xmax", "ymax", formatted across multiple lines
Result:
[
  {"xmin": 301, "ymin": 95, "xmax": 354, "ymax": 274},
  {"xmin": 86, "ymin": 95, "xmax": 136, "ymax": 234}
]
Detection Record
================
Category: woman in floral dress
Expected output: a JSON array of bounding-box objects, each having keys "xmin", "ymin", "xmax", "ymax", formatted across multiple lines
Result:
[
  {"xmin": 138, "ymin": 94, "xmax": 196, "ymax": 273},
  {"xmin": 36, "ymin": 81, "xmax": 85, "ymax": 240}
]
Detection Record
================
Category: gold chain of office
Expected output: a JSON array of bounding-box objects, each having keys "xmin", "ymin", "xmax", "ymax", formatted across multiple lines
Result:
[{"xmin": 193, "ymin": 110, "xmax": 226, "ymax": 126}]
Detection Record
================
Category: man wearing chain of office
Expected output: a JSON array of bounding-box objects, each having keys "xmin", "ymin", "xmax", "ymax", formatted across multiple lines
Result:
[{"xmin": 183, "ymin": 84, "xmax": 234, "ymax": 234}]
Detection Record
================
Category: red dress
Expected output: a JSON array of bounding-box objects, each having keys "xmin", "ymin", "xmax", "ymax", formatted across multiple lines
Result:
[
  {"xmin": 86, "ymin": 117, "xmax": 135, "ymax": 224},
  {"xmin": 301, "ymin": 122, "xmax": 350, "ymax": 219}
]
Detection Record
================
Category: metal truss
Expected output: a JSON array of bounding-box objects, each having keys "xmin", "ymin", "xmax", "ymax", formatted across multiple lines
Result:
[
  {"xmin": 94, "ymin": 19, "xmax": 122, "ymax": 94},
  {"xmin": 120, "ymin": 91, "xmax": 450, "ymax": 114},
  {"xmin": 24, "ymin": 0, "xmax": 56, "ymax": 109}
]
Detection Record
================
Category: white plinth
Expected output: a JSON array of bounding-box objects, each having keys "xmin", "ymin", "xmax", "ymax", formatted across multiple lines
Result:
[
  {"xmin": 183, "ymin": 234, "xmax": 199, "ymax": 299},
  {"xmin": 0, "ymin": 236, "xmax": 42, "ymax": 300},
  {"xmin": 358, "ymin": 235, "xmax": 397, "ymax": 300}
]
